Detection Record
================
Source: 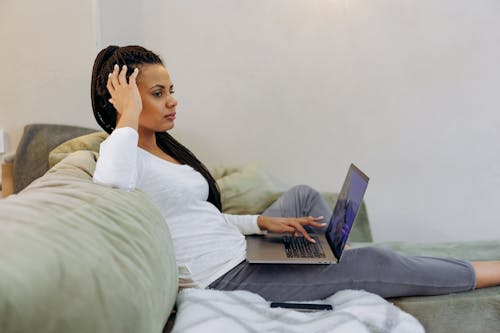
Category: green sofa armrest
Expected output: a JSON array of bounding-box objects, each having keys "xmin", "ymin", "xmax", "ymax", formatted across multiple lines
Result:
[{"xmin": 0, "ymin": 151, "xmax": 178, "ymax": 333}]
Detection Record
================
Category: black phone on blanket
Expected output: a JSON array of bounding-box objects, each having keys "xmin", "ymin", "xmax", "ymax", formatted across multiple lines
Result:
[{"xmin": 270, "ymin": 302, "xmax": 333, "ymax": 312}]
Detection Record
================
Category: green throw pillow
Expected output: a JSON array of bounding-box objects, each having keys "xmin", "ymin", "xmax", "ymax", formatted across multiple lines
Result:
[
  {"xmin": 49, "ymin": 131, "xmax": 108, "ymax": 168},
  {"xmin": 215, "ymin": 163, "xmax": 282, "ymax": 215}
]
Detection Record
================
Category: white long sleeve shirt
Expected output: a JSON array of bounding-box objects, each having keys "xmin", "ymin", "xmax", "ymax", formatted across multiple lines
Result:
[{"xmin": 93, "ymin": 127, "xmax": 263, "ymax": 288}]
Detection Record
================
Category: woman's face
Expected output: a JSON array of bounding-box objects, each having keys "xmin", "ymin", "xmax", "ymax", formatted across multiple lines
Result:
[{"xmin": 135, "ymin": 64, "xmax": 178, "ymax": 133}]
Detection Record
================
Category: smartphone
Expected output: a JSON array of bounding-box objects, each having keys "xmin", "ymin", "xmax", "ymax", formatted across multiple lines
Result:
[{"xmin": 270, "ymin": 302, "xmax": 333, "ymax": 312}]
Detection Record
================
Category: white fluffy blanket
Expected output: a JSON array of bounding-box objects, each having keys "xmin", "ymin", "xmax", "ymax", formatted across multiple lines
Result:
[{"xmin": 172, "ymin": 289, "xmax": 424, "ymax": 333}]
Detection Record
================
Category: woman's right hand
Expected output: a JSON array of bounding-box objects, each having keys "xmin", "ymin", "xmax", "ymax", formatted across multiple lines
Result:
[
  {"xmin": 257, "ymin": 215, "xmax": 326, "ymax": 243},
  {"xmin": 107, "ymin": 64, "xmax": 142, "ymax": 122}
]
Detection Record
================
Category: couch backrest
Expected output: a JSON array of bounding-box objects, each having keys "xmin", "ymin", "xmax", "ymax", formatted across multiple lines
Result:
[{"xmin": 13, "ymin": 123, "xmax": 96, "ymax": 193}]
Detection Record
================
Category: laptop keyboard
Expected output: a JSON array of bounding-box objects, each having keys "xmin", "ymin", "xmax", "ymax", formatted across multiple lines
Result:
[{"xmin": 283, "ymin": 236, "xmax": 326, "ymax": 258}]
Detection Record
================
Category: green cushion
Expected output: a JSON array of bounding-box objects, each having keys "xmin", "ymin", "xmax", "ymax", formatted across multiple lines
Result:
[
  {"xmin": 49, "ymin": 131, "xmax": 108, "ymax": 168},
  {"xmin": 0, "ymin": 151, "xmax": 177, "ymax": 333},
  {"xmin": 214, "ymin": 163, "xmax": 282, "ymax": 215}
]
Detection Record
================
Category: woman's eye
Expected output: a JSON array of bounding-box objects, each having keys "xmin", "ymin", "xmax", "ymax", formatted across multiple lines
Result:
[
  {"xmin": 170, "ymin": 89, "xmax": 175, "ymax": 94},
  {"xmin": 153, "ymin": 91, "xmax": 163, "ymax": 97}
]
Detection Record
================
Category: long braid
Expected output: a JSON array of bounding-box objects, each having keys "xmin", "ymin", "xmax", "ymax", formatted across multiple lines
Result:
[
  {"xmin": 91, "ymin": 46, "xmax": 120, "ymax": 133},
  {"xmin": 91, "ymin": 45, "xmax": 222, "ymax": 211}
]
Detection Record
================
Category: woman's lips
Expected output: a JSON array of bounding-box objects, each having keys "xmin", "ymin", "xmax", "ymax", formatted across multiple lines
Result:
[{"xmin": 165, "ymin": 112, "xmax": 176, "ymax": 120}]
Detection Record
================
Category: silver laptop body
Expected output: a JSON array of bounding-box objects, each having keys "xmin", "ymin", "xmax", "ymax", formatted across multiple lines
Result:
[{"xmin": 246, "ymin": 164, "xmax": 369, "ymax": 264}]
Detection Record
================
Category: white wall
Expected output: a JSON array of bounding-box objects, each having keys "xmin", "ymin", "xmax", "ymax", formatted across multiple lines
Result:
[
  {"xmin": 99, "ymin": 0, "xmax": 145, "ymax": 47},
  {"xmin": 0, "ymin": 0, "xmax": 159, "ymax": 160},
  {"xmin": 0, "ymin": 0, "xmax": 100, "ymax": 160},
  {"xmin": 2, "ymin": 0, "xmax": 500, "ymax": 243},
  {"xmin": 146, "ymin": 0, "xmax": 500, "ymax": 242}
]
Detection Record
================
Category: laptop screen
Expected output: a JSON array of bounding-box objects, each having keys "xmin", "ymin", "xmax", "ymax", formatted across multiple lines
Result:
[{"xmin": 325, "ymin": 164, "xmax": 369, "ymax": 260}]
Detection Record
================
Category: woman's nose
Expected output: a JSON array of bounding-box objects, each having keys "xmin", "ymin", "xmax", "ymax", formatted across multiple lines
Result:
[{"xmin": 167, "ymin": 95, "xmax": 178, "ymax": 108}]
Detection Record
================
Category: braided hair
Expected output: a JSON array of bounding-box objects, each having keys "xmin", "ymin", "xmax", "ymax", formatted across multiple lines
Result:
[{"xmin": 91, "ymin": 45, "xmax": 222, "ymax": 210}]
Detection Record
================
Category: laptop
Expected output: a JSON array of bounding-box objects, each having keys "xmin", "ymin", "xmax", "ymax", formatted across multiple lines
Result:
[{"xmin": 246, "ymin": 163, "xmax": 369, "ymax": 264}]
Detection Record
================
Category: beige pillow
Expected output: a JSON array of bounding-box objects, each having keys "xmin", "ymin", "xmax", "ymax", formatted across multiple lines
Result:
[
  {"xmin": 49, "ymin": 131, "xmax": 108, "ymax": 168},
  {"xmin": 211, "ymin": 165, "xmax": 242, "ymax": 180},
  {"xmin": 216, "ymin": 163, "xmax": 282, "ymax": 214}
]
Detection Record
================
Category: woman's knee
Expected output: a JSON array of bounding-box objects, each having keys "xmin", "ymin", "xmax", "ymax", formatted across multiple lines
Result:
[
  {"xmin": 347, "ymin": 246, "xmax": 398, "ymax": 267},
  {"xmin": 289, "ymin": 184, "xmax": 321, "ymax": 201}
]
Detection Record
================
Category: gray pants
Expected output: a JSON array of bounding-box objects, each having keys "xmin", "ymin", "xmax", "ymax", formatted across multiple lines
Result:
[{"xmin": 209, "ymin": 185, "xmax": 476, "ymax": 301}]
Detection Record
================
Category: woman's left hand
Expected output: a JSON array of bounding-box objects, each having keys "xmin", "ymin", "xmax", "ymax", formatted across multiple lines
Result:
[{"xmin": 257, "ymin": 216, "xmax": 326, "ymax": 243}]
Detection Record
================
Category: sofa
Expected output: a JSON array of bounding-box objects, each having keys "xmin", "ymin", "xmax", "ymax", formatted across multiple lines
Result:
[{"xmin": 1, "ymin": 124, "xmax": 499, "ymax": 333}]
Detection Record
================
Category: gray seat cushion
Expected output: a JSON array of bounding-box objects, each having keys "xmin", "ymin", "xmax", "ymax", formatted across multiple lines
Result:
[{"xmin": 355, "ymin": 240, "xmax": 500, "ymax": 332}]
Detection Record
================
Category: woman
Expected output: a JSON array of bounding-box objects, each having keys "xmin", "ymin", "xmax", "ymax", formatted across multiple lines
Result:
[{"xmin": 91, "ymin": 45, "xmax": 500, "ymax": 301}]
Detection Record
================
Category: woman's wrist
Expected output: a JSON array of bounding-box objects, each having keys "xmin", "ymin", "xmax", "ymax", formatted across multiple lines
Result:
[
  {"xmin": 257, "ymin": 216, "xmax": 269, "ymax": 231},
  {"xmin": 116, "ymin": 109, "xmax": 140, "ymax": 131}
]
